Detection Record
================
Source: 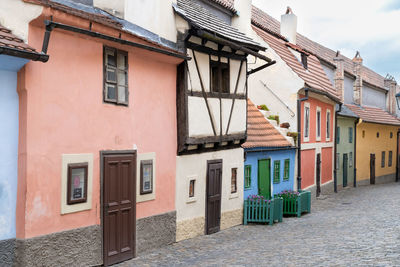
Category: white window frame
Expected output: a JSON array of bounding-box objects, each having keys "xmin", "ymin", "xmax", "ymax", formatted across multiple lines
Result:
[
  {"xmin": 186, "ymin": 175, "xmax": 198, "ymax": 203},
  {"xmin": 316, "ymin": 106, "xmax": 321, "ymax": 141},
  {"xmin": 326, "ymin": 109, "xmax": 331, "ymax": 141},
  {"xmin": 303, "ymin": 102, "xmax": 310, "ymax": 142}
]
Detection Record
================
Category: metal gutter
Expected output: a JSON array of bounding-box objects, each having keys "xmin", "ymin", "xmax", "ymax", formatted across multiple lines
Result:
[
  {"xmin": 0, "ymin": 47, "xmax": 49, "ymax": 62},
  {"xmin": 42, "ymin": 20, "xmax": 190, "ymax": 60}
]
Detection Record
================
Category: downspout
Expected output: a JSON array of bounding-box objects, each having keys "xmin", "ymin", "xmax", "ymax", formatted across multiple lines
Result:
[
  {"xmin": 297, "ymin": 88, "xmax": 309, "ymax": 191},
  {"xmin": 354, "ymin": 118, "xmax": 359, "ymax": 187},
  {"xmin": 333, "ymin": 104, "xmax": 342, "ymax": 193}
]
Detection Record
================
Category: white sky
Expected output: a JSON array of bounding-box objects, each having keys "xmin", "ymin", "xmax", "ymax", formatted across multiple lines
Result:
[{"xmin": 252, "ymin": 0, "xmax": 400, "ymax": 79}]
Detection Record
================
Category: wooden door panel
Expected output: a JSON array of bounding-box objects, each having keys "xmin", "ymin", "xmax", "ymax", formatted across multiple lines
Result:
[
  {"xmin": 103, "ymin": 153, "xmax": 136, "ymax": 266},
  {"xmin": 258, "ymin": 159, "xmax": 271, "ymax": 199},
  {"xmin": 206, "ymin": 161, "xmax": 222, "ymax": 235}
]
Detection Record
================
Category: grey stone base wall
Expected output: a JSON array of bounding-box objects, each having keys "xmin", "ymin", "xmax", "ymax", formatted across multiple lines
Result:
[
  {"xmin": 0, "ymin": 238, "xmax": 16, "ymax": 266},
  {"xmin": 136, "ymin": 211, "xmax": 176, "ymax": 256},
  {"xmin": 15, "ymin": 225, "xmax": 102, "ymax": 267},
  {"xmin": 357, "ymin": 173, "xmax": 396, "ymax": 186}
]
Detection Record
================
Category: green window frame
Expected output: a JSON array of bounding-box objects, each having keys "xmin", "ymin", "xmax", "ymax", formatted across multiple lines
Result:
[
  {"xmin": 244, "ymin": 165, "xmax": 251, "ymax": 189},
  {"xmin": 273, "ymin": 160, "xmax": 280, "ymax": 184},
  {"xmin": 283, "ymin": 159, "xmax": 290, "ymax": 181}
]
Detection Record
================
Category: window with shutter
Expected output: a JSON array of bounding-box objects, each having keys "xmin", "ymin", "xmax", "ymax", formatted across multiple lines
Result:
[
  {"xmin": 283, "ymin": 159, "xmax": 290, "ymax": 181},
  {"xmin": 381, "ymin": 151, "xmax": 385, "ymax": 168},
  {"xmin": 244, "ymin": 165, "xmax": 251, "ymax": 189},
  {"xmin": 104, "ymin": 47, "xmax": 128, "ymax": 105},
  {"xmin": 389, "ymin": 151, "xmax": 393, "ymax": 167},
  {"xmin": 273, "ymin": 160, "xmax": 280, "ymax": 184}
]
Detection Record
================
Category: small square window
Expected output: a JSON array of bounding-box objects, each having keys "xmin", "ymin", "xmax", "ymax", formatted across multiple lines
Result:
[
  {"xmin": 67, "ymin": 163, "xmax": 88, "ymax": 205},
  {"xmin": 390, "ymin": 132, "xmax": 393, "ymax": 138},
  {"xmin": 210, "ymin": 59, "xmax": 230, "ymax": 94},
  {"xmin": 140, "ymin": 160, "xmax": 153, "ymax": 194},
  {"xmin": 377, "ymin": 132, "xmax": 380, "ymax": 138},
  {"xmin": 189, "ymin": 179, "xmax": 195, "ymax": 198},
  {"xmin": 231, "ymin": 168, "xmax": 237, "ymax": 193},
  {"xmin": 273, "ymin": 160, "xmax": 280, "ymax": 184}
]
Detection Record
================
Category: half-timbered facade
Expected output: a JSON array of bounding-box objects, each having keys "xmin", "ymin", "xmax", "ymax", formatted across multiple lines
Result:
[{"xmin": 173, "ymin": 0, "xmax": 273, "ymax": 241}]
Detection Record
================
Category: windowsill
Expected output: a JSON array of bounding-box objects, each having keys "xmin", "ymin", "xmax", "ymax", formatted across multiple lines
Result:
[
  {"xmin": 229, "ymin": 192, "xmax": 239, "ymax": 199},
  {"xmin": 244, "ymin": 187, "xmax": 252, "ymax": 191},
  {"xmin": 186, "ymin": 197, "xmax": 197, "ymax": 204}
]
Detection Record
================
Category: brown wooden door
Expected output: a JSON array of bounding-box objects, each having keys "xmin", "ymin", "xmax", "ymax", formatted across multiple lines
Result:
[
  {"xmin": 370, "ymin": 153, "xmax": 376, "ymax": 185},
  {"xmin": 103, "ymin": 152, "xmax": 136, "ymax": 266},
  {"xmin": 316, "ymin": 153, "xmax": 321, "ymax": 197},
  {"xmin": 206, "ymin": 160, "xmax": 222, "ymax": 235}
]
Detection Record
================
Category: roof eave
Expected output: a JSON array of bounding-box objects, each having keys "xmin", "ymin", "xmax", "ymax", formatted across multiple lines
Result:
[{"xmin": 0, "ymin": 46, "xmax": 49, "ymax": 62}]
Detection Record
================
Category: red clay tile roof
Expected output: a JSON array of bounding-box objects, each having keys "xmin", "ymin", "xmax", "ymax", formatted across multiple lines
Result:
[
  {"xmin": 209, "ymin": 0, "xmax": 236, "ymax": 13},
  {"xmin": 243, "ymin": 99, "xmax": 293, "ymax": 148},
  {"xmin": 252, "ymin": 26, "xmax": 340, "ymax": 102},
  {"xmin": 251, "ymin": 6, "xmax": 387, "ymax": 90},
  {"xmin": 345, "ymin": 104, "xmax": 400, "ymax": 126},
  {"xmin": 0, "ymin": 25, "xmax": 38, "ymax": 53}
]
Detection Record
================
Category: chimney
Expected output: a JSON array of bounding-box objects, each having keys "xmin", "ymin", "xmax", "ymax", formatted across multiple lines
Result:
[
  {"xmin": 384, "ymin": 75, "xmax": 397, "ymax": 115},
  {"xmin": 93, "ymin": 0, "xmax": 125, "ymax": 18},
  {"xmin": 280, "ymin": 7, "xmax": 297, "ymax": 44},
  {"xmin": 333, "ymin": 51, "xmax": 344, "ymax": 102},
  {"xmin": 231, "ymin": 0, "xmax": 253, "ymax": 36},
  {"xmin": 352, "ymin": 51, "xmax": 363, "ymax": 105}
]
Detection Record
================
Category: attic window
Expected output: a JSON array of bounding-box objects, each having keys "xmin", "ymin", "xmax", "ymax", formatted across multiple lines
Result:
[{"xmin": 301, "ymin": 53, "xmax": 308, "ymax": 69}]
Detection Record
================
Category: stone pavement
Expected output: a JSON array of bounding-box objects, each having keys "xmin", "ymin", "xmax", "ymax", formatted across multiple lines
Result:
[{"xmin": 117, "ymin": 182, "xmax": 400, "ymax": 267}]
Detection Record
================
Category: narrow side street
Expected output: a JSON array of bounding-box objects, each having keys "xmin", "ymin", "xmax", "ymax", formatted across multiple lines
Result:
[{"xmin": 119, "ymin": 182, "xmax": 400, "ymax": 266}]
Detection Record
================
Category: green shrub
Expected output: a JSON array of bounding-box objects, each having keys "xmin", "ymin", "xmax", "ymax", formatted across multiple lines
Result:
[{"xmin": 267, "ymin": 115, "xmax": 280, "ymax": 125}]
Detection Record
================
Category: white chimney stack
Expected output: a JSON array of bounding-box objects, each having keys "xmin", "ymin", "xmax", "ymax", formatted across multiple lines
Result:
[
  {"xmin": 232, "ymin": 0, "xmax": 253, "ymax": 36},
  {"xmin": 280, "ymin": 7, "xmax": 297, "ymax": 44}
]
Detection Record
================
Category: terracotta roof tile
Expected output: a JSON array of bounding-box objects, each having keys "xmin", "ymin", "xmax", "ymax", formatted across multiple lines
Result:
[
  {"xmin": 209, "ymin": 0, "xmax": 236, "ymax": 13},
  {"xmin": 345, "ymin": 104, "xmax": 400, "ymax": 126},
  {"xmin": 251, "ymin": 6, "xmax": 387, "ymax": 90},
  {"xmin": 252, "ymin": 26, "xmax": 340, "ymax": 101},
  {"xmin": 0, "ymin": 25, "xmax": 38, "ymax": 53},
  {"xmin": 243, "ymin": 99, "xmax": 293, "ymax": 149}
]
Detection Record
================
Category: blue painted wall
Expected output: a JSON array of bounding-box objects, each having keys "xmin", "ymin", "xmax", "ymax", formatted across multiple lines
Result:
[
  {"xmin": 0, "ymin": 55, "xmax": 28, "ymax": 241},
  {"xmin": 244, "ymin": 148, "xmax": 296, "ymax": 200}
]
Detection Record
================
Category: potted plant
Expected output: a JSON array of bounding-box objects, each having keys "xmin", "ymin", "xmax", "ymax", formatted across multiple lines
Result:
[{"xmin": 275, "ymin": 190, "xmax": 311, "ymax": 217}]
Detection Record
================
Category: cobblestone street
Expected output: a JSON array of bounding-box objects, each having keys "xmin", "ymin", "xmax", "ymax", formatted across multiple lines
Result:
[{"xmin": 118, "ymin": 182, "xmax": 400, "ymax": 267}]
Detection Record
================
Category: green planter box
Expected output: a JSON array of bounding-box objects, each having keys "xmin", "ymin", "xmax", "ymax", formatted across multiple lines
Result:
[
  {"xmin": 276, "ymin": 190, "xmax": 311, "ymax": 217},
  {"xmin": 273, "ymin": 197, "xmax": 283, "ymax": 223},
  {"xmin": 243, "ymin": 198, "xmax": 275, "ymax": 225}
]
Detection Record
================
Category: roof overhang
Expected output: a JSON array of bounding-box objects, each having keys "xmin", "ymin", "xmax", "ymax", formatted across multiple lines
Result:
[
  {"xmin": 303, "ymin": 86, "xmax": 342, "ymax": 104},
  {"xmin": 0, "ymin": 46, "xmax": 48, "ymax": 62}
]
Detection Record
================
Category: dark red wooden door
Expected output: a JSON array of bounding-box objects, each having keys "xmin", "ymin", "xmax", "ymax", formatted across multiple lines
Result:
[
  {"xmin": 370, "ymin": 153, "xmax": 376, "ymax": 185},
  {"xmin": 316, "ymin": 153, "xmax": 321, "ymax": 197},
  {"xmin": 206, "ymin": 160, "xmax": 222, "ymax": 235},
  {"xmin": 103, "ymin": 153, "xmax": 136, "ymax": 266}
]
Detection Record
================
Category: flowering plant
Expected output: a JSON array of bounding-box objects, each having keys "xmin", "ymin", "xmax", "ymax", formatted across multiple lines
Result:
[
  {"xmin": 247, "ymin": 194, "xmax": 271, "ymax": 204},
  {"xmin": 276, "ymin": 190, "xmax": 299, "ymax": 198}
]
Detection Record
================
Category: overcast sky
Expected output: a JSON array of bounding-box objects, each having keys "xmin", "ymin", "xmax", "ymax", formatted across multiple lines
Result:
[{"xmin": 252, "ymin": 0, "xmax": 400, "ymax": 80}]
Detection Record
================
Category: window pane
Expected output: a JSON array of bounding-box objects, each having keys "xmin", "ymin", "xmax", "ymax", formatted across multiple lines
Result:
[
  {"xmin": 117, "ymin": 53, "xmax": 126, "ymax": 70},
  {"xmin": 273, "ymin": 161, "xmax": 280, "ymax": 183},
  {"xmin": 349, "ymin": 127, "xmax": 353, "ymax": 143},
  {"xmin": 231, "ymin": 168, "xmax": 237, "ymax": 193},
  {"xmin": 142, "ymin": 163, "xmax": 152, "ymax": 192},
  {"xmin": 381, "ymin": 151, "xmax": 385, "ymax": 168},
  {"xmin": 189, "ymin": 180, "xmax": 195, "ymax": 197},
  {"xmin": 349, "ymin": 152, "xmax": 353, "ymax": 167},
  {"xmin": 117, "ymin": 71, "xmax": 126, "ymax": 86},
  {"xmin": 211, "ymin": 65, "xmax": 218, "ymax": 93},
  {"xmin": 337, "ymin": 127, "xmax": 340, "ymax": 144},
  {"xmin": 106, "ymin": 50, "xmax": 116, "ymax": 67},
  {"xmin": 389, "ymin": 151, "xmax": 393, "ymax": 167},
  {"xmin": 221, "ymin": 66, "xmax": 229, "ymax": 93},
  {"xmin": 284, "ymin": 159, "xmax": 290, "ymax": 181},
  {"xmin": 336, "ymin": 153, "xmax": 340, "ymax": 170},
  {"xmin": 106, "ymin": 68, "xmax": 116, "ymax": 82},
  {"xmin": 317, "ymin": 111, "xmax": 321, "ymax": 137},
  {"xmin": 70, "ymin": 167, "xmax": 85, "ymax": 200},
  {"xmin": 118, "ymin": 86, "xmax": 127, "ymax": 103},
  {"xmin": 106, "ymin": 84, "xmax": 116, "ymax": 100},
  {"xmin": 326, "ymin": 112, "xmax": 330, "ymax": 139},
  {"xmin": 305, "ymin": 107, "xmax": 310, "ymax": 138}
]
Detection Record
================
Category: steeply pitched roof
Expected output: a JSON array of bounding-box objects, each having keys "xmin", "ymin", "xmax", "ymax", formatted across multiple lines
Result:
[
  {"xmin": 252, "ymin": 26, "xmax": 340, "ymax": 102},
  {"xmin": 0, "ymin": 24, "xmax": 48, "ymax": 62},
  {"xmin": 243, "ymin": 99, "xmax": 293, "ymax": 149},
  {"xmin": 24, "ymin": 0, "xmax": 181, "ymax": 53},
  {"xmin": 209, "ymin": 0, "xmax": 236, "ymax": 13},
  {"xmin": 345, "ymin": 104, "xmax": 400, "ymax": 126},
  {"xmin": 251, "ymin": 6, "xmax": 387, "ymax": 90},
  {"xmin": 174, "ymin": 0, "xmax": 263, "ymax": 49}
]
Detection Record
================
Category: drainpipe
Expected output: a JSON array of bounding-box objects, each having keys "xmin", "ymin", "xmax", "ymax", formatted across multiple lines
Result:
[
  {"xmin": 353, "ymin": 118, "xmax": 359, "ymax": 187},
  {"xmin": 297, "ymin": 88, "xmax": 309, "ymax": 191},
  {"xmin": 333, "ymin": 104, "xmax": 342, "ymax": 193}
]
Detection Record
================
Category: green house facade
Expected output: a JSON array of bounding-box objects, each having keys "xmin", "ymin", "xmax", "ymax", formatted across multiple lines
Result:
[{"xmin": 336, "ymin": 106, "xmax": 359, "ymax": 189}]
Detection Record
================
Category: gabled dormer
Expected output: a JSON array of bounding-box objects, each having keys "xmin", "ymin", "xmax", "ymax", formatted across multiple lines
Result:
[{"xmin": 174, "ymin": 0, "xmax": 274, "ymax": 154}]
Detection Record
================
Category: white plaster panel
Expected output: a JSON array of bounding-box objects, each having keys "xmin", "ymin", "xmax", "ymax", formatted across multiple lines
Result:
[
  {"xmin": 230, "ymin": 59, "xmax": 247, "ymax": 94},
  {"xmin": 0, "ymin": 0, "xmax": 43, "ymax": 42},
  {"xmin": 221, "ymin": 99, "xmax": 246, "ymax": 135},
  {"xmin": 362, "ymin": 85, "xmax": 386, "ymax": 110},
  {"xmin": 175, "ymin": 148, "xmax": 244, "ymax": 222},
  {"xmin": 61, "ymin": 154, "xmax": 93, "ymax": 215},
  {"xmin": 187, "ymin": 50, "xmax": 210, "ymax": 92},
  {"xmin": 136, "ymin": 152, "xmax": 156, "ymax": 203},
  {"xmin": 188, "ymin": 96, "xmax": 219, "ymax": 137}
]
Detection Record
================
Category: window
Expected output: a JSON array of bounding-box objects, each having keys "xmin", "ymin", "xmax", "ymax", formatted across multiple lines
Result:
[
  {"xmin": 316, "ymin": 108, "xmax": 321, "ymax": 140},
  {"xmin": 244, "ymin": 165, "xmax": 251, "ymax": 189},
  {"xmin": 326, "ymin": 110, "xmax": 331, "ymax": 140},
  {"xmin": 140, "ymin": 160, "xmax": 153, "ymax": 194},
  {"xmin": 349, "ymin": 127, "xmax": 353, "ymax": 143},
  {"xmin": 189, "ymin": 179, "xmax": 195, "ymax": 198},
  {"xmin": 377, "ymin": 132, "xmax": 380, "ymax": 138},
  {"xmin": 337, "ymin": 127, "xmax": 340, "ymax": 144},
  {"xmin": 390, "ymin": 132, "xmax": 393, "ymax": 138},
  {"xmin": 210, "ymin": 59, "xmax": 229, "ymax": 94},
  {"xmin": 362, "ymin": 130, "xmax": 365, "ymax": 138},
  {"xmin": 231, "ymin": 168, "xmax": 237, "ymax": 193},
  {"xmin": 349, "ymin": 152, "xmax": 353, "ymax": 167},
  {"xmin": 283, "ymin": 159, "xmax": 290, "ymax": 181},
  {"xmin": 301, "ymin": 53, "xmax": 308, "ymax": 69},
  {"xmin": 381, "ymin": 151, "xmax": 385, "ymax": 168},
  {"xmin": 389, "ymin": 151, "xmax": 393, "ymax": 167},
  {"xmin": 67, "ymin": 163, "xmax": 88, "ymax": 205},
  {"xmin": 104, "ymin": 47, "xmax": 128, "ymax": 105},
  {"xmin": 304, "ymin": 104, "xmax": 310, "ymax": 140},
  {"xmin": 273, "ymin": 160, "xmax": 280, "ymax": 184},
  {"xmin": 336, "ymin": 153, "xmax": 340, "ymax": 170}
]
